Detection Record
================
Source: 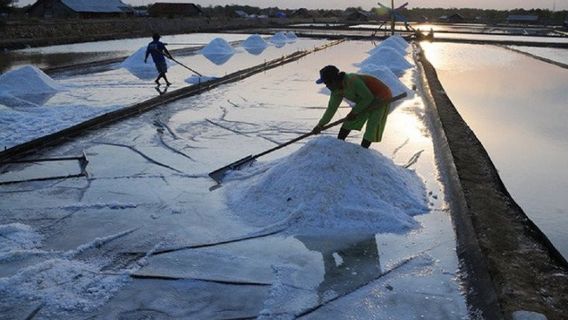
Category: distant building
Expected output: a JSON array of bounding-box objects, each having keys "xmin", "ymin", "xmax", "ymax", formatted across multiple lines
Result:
[
  {"xmin": 148, "ymin": 3, "xmax": 202, "ymax": 18},
  {"xmin": 439, "ymin": 13, "xmax": 464, "ymax": 23},
  {"xmin": 506, "ymin": 15, "xmax": 539, "ymax": 25},
  {"xmin": 234, "ymin": 10, "xmax": 249, "ymax": 18},
  {"xmin": 290, "ymin": 8, "xmax": 313, "ymax": 19},
  {"xmin": 27, "ymin": 0, "xmax": 133, "ymax": 19},
  {"xmin": 344, "ymin": 9, "xmax": 371, "ymax": 22}
]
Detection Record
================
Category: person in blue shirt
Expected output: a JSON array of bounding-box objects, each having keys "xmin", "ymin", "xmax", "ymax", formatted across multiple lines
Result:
[{"xmin": 144, "ymin": 33, "xmax": 173, "ymax": 86}]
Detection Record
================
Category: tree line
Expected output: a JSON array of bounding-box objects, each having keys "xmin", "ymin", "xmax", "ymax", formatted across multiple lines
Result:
[{"xmin": 2, "ymin": 1, "xmax": 567, "ymax": 25}]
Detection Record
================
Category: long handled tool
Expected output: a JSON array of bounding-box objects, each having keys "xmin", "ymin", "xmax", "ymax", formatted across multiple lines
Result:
[
  {"xmin": 208, "ymin": 92, "xmax": 407, "ymax": 184},
  {"xmin": 168, "ymin": 57, "xmax": 203, "ymax": 76}
]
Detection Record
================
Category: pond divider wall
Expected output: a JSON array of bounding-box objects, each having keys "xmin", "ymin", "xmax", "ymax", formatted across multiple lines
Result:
[
  {"xmin": 0, "ymin": 39, "xmax": 343, "ymax": 162},
  {"xmin": 416, "ymin": 42, "xmax": 568, "ymax": 320}
]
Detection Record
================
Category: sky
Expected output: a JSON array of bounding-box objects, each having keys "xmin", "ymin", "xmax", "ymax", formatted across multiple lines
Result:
[{"xmin": 16, "ymin": 0, "xmax": 568, "ymax": 10}]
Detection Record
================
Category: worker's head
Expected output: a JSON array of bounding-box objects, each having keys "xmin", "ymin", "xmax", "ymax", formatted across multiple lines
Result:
[
  {"xmin": 152, "ymin": 33, "xmax": 161, "ymax": 41},
  {"xmin": 316, "ymin": 65, "xmax": 343, "ymax": 90}
]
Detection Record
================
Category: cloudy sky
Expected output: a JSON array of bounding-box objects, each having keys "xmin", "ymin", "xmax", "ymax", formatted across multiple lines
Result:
[{"xmin": 17, "ymin": 0, "xmax": 568, "ymax": 10}]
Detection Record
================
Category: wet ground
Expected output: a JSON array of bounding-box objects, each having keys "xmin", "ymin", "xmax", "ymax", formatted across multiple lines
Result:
[{"xmin": 0, "ymin": 40, "xmax": 469, "ymax": 319}]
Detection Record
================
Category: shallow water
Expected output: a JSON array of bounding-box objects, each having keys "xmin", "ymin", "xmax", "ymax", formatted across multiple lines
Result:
[
  {"xmin": 0, "ymin": 40, "xmax": 468, "ymax": 319},
  {"xmin": 0, "ymin": 33, "xmax": 253, "ymax": 73},
  {"xmin": 423, "ymin": 41, "xmax": 568, "ymax": 259}
]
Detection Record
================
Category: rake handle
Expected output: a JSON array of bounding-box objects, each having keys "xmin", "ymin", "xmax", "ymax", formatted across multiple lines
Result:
[
  {"xmin": 252, "ymin": 118, "xmax": 345, "ymax": 160},
  {"xmin": 168, "ymin": 57, "xmax": 203, "ymax": 77},
  {"xmin": 252, "ymin": 92, "xmax": 407, "ymax": 160}
]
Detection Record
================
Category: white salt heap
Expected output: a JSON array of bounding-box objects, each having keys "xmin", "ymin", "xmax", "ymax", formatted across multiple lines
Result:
[
  {"xmin": 242, "ymin": 34, "xmax": 269, "ymax": 55},
  {"xmin": 369, "ymin": 37, "xmax": 408, "ymax": 56},
  {"xmin": 0, "ymin": 223, "xmax": 43, "ymax": 254},
  {"xmin": 359, "ymin": 46, "xmax": 413, "ymax": 75},
  {"xmin": 359, "ymin": 64, "xmax": 411, "ymax": 100},
  {"xmin": 270, "ymin": 31, "xmax": 289, "ymax": 45},
  {"xmin": 201, "ymin": 38, "xmax": 235, "ymax": 65},
  {"xmin": 120, "ymin": 46, "xmax": 174, "ymax": 80},
  {"xmin": 224, "ymin": 137, "xmax": 428, "ymax": 234},
  {"xmin": 185, "ymin": 75, "xmax": 218, "ymax": 84},
  {"xmin": 390, "ymin": 35, "xmax": 410, "ymax": 48},
  {"xmin": 285, "ymin": 31, "xmax": 298, "ymax": 42},
  {"xmin": 202, "ymin": 38, "xmax": 235, "ymax": 55},
  {"xmin": 0, "ymin": 65, "xmax": 66, "ymax": 96},
  {"xmin": 242, "ymin": 34, "xmax": 269, "ymax": 49}
]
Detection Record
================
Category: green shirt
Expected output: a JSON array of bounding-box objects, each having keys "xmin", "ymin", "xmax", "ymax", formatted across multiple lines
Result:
[{"xmin": 318, "ymin": 73, "xmax": 376, "ymax": 127}]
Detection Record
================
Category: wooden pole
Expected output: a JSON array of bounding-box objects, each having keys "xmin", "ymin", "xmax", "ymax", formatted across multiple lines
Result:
[{"xmin": 391, "ymin": 0, "xmax": 395, "ymax": 35}]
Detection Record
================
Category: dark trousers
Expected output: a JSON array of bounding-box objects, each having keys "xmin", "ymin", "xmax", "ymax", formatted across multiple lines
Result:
[{"xmin": 337, "ymin": 128, "xmax": 371, "ymax": 148}]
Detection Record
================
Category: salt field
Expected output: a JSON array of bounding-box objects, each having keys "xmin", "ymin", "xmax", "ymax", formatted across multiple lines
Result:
[{"xmin": 1, "ymin": 14, "xmax": 568, "ymax": 319}]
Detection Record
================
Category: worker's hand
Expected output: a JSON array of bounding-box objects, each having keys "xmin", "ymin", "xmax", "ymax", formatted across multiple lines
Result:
[
  {"xmin": 312, "ymin": 125, "xmax": 323, "ymax": 135},
  {"xmin": 346, "ymin": 111, "xmax": 358, "ymax": 121}
]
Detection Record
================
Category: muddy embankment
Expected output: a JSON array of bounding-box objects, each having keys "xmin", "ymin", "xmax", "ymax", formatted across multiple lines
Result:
[
  {"xmin": 0, "ymin": 17, "xmax": 313, "ymax": 50},
  {"xmin": 416, "ymin": 43, "xmax": 568, "ymax": 320}
]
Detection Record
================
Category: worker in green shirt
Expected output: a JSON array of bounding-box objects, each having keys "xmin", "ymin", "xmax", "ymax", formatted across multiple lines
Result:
[{"xmin": 313, "ymin": 65, "xmax": 393, "ymax": 148}]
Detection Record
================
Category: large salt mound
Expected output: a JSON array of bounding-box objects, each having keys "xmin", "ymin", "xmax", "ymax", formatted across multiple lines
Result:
[
  {"xmin": 242, "ymin": 34, "xmax": 269, "ymax": 49},
  {"xmin": 201, "ymin": 38, "xmax": 235, "ymax": 65},
  {"xmin": 390, "ymin": 35, "xmax": 410, "ymax": 48},
  {"xmin": 286, "ymin": 31, "xmax": 298, "ymax": 42},
  {"xmin": 0, "ymin": 65, "xmax": 65, "ymax": 96},
  {"xmin": 242, "ymin": 34, "xmax": 269, "ymax": 55},
  {"xmin": 359, "ymin": 47, "xmax": 413, "ymax": 76},
  {"xmin": 270, "ymin": 31, "xmax": 289, "ymax": 45},
  {"xmin": 359, "ymin": 64, "xmax": 412, "ymax": 101},
  {"xmin": 224, "ymin": 136, "xmax": 428, "ymax": 234},
  {"xmin": 202, "ymin": 38, "xmax": 235, "ymax": 56},
  {"xmin": 369, "ymin": 38, "xmax": 408, "ymax": 56},
  {"xmin": 120, "ymin": 47, "xmax": 174, "ymax": 80}
]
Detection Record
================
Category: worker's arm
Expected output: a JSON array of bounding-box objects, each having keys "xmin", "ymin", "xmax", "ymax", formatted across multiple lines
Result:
[
  {"xmin": 162, "ymin": 45, "xmax": 173, "ymax": 59},
  {"xmin": 312, "ymin": 91, "xmax": 342, "ymax": 134},
  {"xmin": 318, "ymin": 91, "xmax": 342, "ymax": 126},
  {"xmin": 144, "ymin": 47, "xmax": 150, "ymax": 63}
]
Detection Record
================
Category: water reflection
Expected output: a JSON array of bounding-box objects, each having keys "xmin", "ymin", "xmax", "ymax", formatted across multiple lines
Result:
[
  {"xmin": 295, "ymin": 233, "xmax": 381, "ymax": 301},
  {"xmin": 244, "ymin": 46, "xmax": 267, "ymax": 56},
  {"xmin": 202, "ymin": 52, "xmax": 234, "ymax": 65}
]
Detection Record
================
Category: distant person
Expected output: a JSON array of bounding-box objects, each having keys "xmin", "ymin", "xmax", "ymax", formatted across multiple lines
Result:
[
  {"xmin": 427, "ymin": 28, "xmax": 434, "ymax": 41},
  {"xmin": 312, "ymin": 65, "xmax": 392, "ymax": 149},
  {"xmin": 144, "ymin": 33, "xmax": 172, "ymax": 86}
]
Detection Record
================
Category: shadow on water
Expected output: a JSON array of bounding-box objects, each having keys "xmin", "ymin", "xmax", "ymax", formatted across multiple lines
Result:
[
  {"xmin": 203, "ymin": 52, "xmax": 234, "ymax": 65},
  {"xmin": 295, "ymin": 233, "xmax": 381, "ymax": 302}
]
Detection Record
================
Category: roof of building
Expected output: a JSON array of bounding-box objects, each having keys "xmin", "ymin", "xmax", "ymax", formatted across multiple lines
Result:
[{"xmin": 60, "ymin": 0, "xmax": 131, "ymax": 13}]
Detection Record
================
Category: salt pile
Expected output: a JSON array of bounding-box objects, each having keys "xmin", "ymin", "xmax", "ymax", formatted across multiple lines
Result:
[
  {"xmin": 120, "ymin": 47, "xmax": 174, "ymax": 80},
  {"xmin": 0, "ymin": 92, "xmax": 41, "ymax": 108},
  {"xmin": 225, "ymin": 137, "xmax": 428, "ymax": 234},
  {"xmin": 202, "ymin": 38, "xmax": 235, "ymax": 56},
  {"xmin": 0, "ymin": 65, "xmax": 66, "ymax": 96},
  {"xmin": 359, "ymin": 47, "xmax": 413, "ymax": 76},
  {"xmin": 242, "ymin": 34, "xmax": 269, "ymax": 49},
  {"xmin": 0, "ymin": 258, "xmax": 128, "ymax": 312},
  {"xmin": 242, "ymin": 34, "xmax": 269, "ymax": 55},
  {"xmin": 185, "ymin": 75, "xmax": 219, "ymax": 84},
  {"xmin": 0, "ymin": 223, "xmax": 43, "ymax": 254},
  {"xmin": 369, "ymin": 36, "xmax": 408, "ymax": 56},
  {"xmin": 359, "ymin": 64, "xmax": 411, "ymax": 99},
  {"xmin": 286, "ymin": 31, "xmax": 298, "ymax": 42},
  {"xmin": 270, "ymin": 31, "xmax": 289, "ymax": 47},
  {"xmin": 201, "ymin": 38, "xmax": 235, "ymax": 65},
  {"xmin": 390, "ymin": 35, "xmax": 410, "ymax": 48}
]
